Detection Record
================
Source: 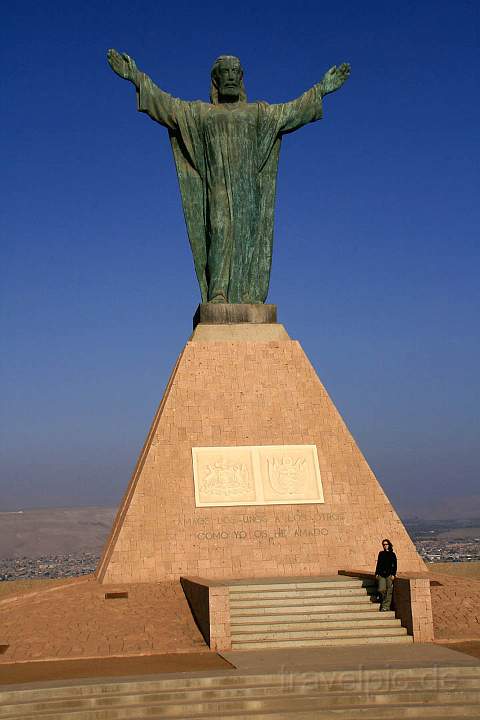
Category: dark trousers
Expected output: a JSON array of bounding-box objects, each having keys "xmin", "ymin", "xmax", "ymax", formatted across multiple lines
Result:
[{"xmin": 377, "ymin": 575, "xmax": 394, "ymax": 610}]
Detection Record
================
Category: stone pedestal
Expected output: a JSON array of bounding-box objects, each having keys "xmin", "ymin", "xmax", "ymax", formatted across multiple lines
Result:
[
  {"xmin": 97, "ymin": 310, "xmax": 426, "ymax": 584},
  {"xmin": 193, "ymin": 303, "xmax": 277, "ymax": 328}
]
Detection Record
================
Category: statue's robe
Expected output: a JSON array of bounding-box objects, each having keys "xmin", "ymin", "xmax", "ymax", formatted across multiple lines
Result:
[{"xmin": 136, "ymin": 74, "xmax": 323, "ymax": 303}]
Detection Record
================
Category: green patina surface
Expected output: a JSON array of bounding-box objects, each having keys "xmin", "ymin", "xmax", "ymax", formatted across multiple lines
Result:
[{"xmin": 107, "ymin": 51, "xmax": 350, "ymax": 303}]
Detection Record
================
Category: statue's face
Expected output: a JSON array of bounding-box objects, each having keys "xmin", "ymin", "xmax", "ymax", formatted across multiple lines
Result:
[{"xmin": 215, "ymin": 59, "xmax": 242, "ymax": 100}]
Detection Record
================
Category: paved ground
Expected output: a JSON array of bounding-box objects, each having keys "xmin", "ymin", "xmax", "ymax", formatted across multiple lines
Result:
[
  {"xmin": 0, "ymin": 644, "xmax": 478, "ymax": 692},
  {"xmin": 430, "ymin": 562, "xmax": 480, "ymax": 579},
  {"xmin": 442, "ymin": 641, "xmax": 480, "ymax": 661},
  {"xmin": 429, "ymin": 570, "xmax": 480, "ymax": 640},
  {"xmin": 0, "ymin": 652, "xmax": 232, "ymax": 686},
  {"xmin": 222, "ymin": 642, "xmax": 480, "ymax": 673},
  {"xmin": 0, "ymin": 576, "xmax": 207, "ymax": 663},
  {"xmin": 0, "ymin": 577, "xmax": 71, "ymax": 600},
  {"xmin": 0, "ymin": 568, "xmax": 478, "ymax": 665}
]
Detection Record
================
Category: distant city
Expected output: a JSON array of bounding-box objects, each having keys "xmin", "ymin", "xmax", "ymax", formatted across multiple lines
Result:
[
  {"xmin": 0, "ymin": 553, "xmax": 99, "ymax": 581},
  {"xmin": 404, "ymin": 518, "xmax": 480, "ymax": 564},
  {"xmin": 0, "ymin": 516, "xmax": 479, "ymax": 581}
]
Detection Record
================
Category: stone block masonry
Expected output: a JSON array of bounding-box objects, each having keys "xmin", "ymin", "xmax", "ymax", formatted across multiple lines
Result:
[
  {"xmin": 96, "ymin": 321, "xmax": 426, "ymax": 584},
  {"xmin": 181, "ymin": 577, "xmax": 231, "ymax": 651}
]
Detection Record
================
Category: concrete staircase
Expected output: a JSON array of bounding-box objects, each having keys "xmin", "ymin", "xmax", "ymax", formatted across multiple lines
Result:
[
  {"xmin": 1, "ymin": 665, "xmax": 479, "ymax": 718},
  {"xmin": 229, "ymin": 576, "xmax": 411, "ymax": 649}
]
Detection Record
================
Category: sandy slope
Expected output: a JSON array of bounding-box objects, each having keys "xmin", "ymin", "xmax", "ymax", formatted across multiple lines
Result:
[{"xmin": 0, "ymin": 507, "xmax": 115, "ymax": 557}]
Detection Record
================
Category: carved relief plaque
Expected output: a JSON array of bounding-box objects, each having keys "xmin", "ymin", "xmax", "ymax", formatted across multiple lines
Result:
[
  {"xmin": 193, "ymin": 448, "xmax": 255, "ymax": 505},
  {"xmin": 192, "ymin": 445, "xmax": 324, "ymax": 507}
]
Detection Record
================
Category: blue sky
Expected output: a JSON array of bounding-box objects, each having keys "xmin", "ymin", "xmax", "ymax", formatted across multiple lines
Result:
[{"xmin": 1, "ymin": 0, "xmax": 479, "ymax": 516}]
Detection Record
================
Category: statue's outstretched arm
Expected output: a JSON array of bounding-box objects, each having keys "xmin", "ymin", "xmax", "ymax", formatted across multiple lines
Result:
[
  {"xmin": 107, "ymin": 49, "xmax": 179, "ymax": 131},
  {"xmin": 268, "ymin": 62, "xmax": 350, "ymax": 135},
  {"xmin": 319, "ymin": 63, "xmax": 351, "ymax": 97},
  {"xmin": 107, "ymin": 49, "xmax": 140, "ymax": 86}
]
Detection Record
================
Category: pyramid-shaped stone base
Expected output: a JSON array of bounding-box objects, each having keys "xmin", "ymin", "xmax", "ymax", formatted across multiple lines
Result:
[{"xmin": 97, "ymin": 318, "xmax": 425, "ymax": 584}]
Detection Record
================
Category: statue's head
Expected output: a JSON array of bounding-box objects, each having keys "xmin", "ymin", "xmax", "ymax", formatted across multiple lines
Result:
[{"xmin": 210, "ymin": 55, "xmax": 247, "ymax": 104}]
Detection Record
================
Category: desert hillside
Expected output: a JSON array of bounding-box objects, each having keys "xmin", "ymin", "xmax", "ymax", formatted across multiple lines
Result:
[{"xmin": 0, "ymin": 507, "xmax": 116, "ymax": 558}]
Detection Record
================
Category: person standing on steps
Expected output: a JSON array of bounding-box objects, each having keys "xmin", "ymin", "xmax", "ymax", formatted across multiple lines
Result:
[{"xmin": 375, "ymin": 539, "xmax": 397, "ymax": 611}]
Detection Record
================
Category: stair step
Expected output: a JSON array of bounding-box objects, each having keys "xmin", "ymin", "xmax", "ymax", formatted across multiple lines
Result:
[
  {"xmin": 229, "ymin": 579, "xmax": 373, "ymax": 592},
  {"xmin": 4, "ymin": 681, "xmax": 480, "ymax": 717},
  {"xmin": 230, "ymin": 596, "xmax": 376, "ymax": 609},
  {"xmin": 7, "ymin": 687, "xmax": 479, "ymax": 719},
  {"xmin": 232, "ymin": 634, "xmax": 414, "ymax": 648},
  {"xmin": 231, "ymin": 609, "xmax": 394, "ymax": 623},
  {"xmin": 231, "ymin": 625, "xmax": 408, "ymax": 641},
  {"xmin": 230, "ymin": 601, "xmax": 379, "ymax": 616},
  {"xmin": 229, "ymin": 587, "xmax": 374, "ymax": 601},
  {"xmin": 1, "ymin": 667, "xmax": 479, "ymax": 708},
  {"xmin": 231, "ymin": 619, "xmax": 402, "ymax": 633}
]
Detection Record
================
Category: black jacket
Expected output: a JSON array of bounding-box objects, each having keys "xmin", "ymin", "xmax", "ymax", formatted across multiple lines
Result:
[{"xmin": 375, "ymin": 550, "xmax": 397, "ymax": 578}]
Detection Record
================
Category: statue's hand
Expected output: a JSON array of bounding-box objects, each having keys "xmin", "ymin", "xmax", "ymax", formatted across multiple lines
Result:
[
  {"xmin": 107, "ymin": 48, "xmax": 138, "ymax": 84},
  {"xmin": 320, "ymin": 63, "xmax": 351, "ymax": 95}
]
